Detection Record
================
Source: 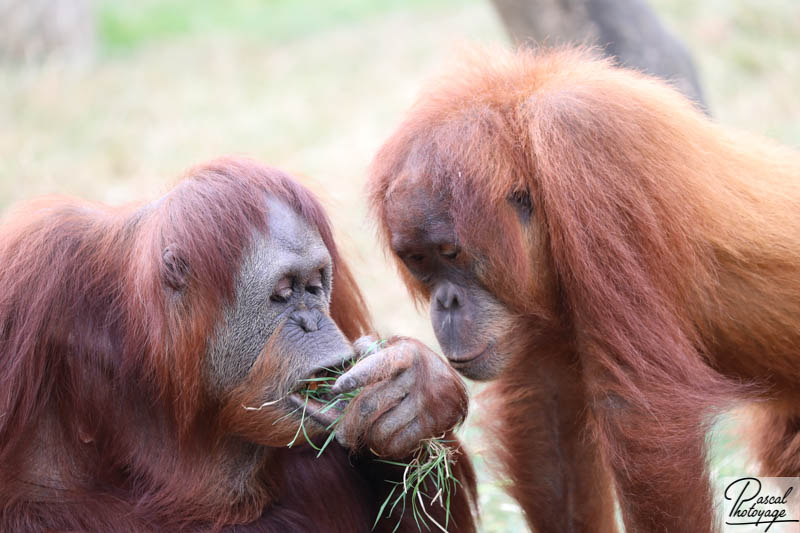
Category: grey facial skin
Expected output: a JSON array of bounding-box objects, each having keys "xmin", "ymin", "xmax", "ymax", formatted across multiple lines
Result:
[
  {"xmin": 202, "ymin": 195, "xmax": 469, "ymax": 457},
  {"xmin": 429, "ymin": 281, "xmax": 513, "ymax": 381},
  {"xmin": 206, "ymin": 197, "xmax": 353, "ymax": 400},
  {"xmin": 383, "ymin": 186, "xmax": 517, "ymax": 382}
]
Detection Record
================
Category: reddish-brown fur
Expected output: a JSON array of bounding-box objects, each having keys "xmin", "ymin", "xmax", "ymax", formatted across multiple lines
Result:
[
  {"xmin": 368, "ymin": 47, "xmax": 800, "ymax": 532},
  {"xmin": 0, "ymin": 158, "xmax": 477, "ymax": 532}
]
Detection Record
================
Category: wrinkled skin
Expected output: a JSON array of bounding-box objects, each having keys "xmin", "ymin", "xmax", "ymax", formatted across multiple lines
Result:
[
  {"xmin": 208, "ymin": 197, "xmax": 467, "ymax": 456},
  {"xmin": 384, "ymin": 182, "xmax": 531, "ymax": 381},
  {"xmin": 334, "ymin": 335, "xmax": 469, "ymax": 457},
  {"xmin": 207, "ymin": 199, "xmax": 348, "ymax": 401}
]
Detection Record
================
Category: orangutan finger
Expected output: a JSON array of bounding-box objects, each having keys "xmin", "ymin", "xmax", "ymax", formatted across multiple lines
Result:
[{"xmin": 331, "ymin": 347, "xmax": 412, "ymax": 395}]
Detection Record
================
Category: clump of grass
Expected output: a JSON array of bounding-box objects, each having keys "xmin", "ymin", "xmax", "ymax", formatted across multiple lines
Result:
[
  {"xmin": 374, "ymin": 436, "xmax": 461, "ymax": 533},
  {"xmin": 286, "ymin": 367, "xmax": 360, "ymax": 458},
  {"xmin": 281, "ymin": 340, "xmax": 462, "ymax": 532}
]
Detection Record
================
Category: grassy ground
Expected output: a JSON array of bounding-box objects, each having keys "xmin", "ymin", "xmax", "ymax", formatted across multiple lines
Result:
[{"xmin": 1, "ymin": 0, "xmax": 798, "ymax": 530}]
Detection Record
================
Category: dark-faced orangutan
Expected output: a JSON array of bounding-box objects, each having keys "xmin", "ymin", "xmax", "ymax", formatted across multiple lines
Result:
[
  {"xmin": 368, "ymin": 47, "xmax": 800, "ymax": 533},
  {"xmin": 0, "ymin": 157, "xmax": 476, "ymax": 533}
]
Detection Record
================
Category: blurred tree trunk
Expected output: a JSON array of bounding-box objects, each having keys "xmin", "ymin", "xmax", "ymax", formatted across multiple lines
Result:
[
  {"xmin": 0, "ymin": 0, "xmax": 95, "ymax": 63},
  {"xmin": 490, "ymin": 0, "xmax": 708, "ymax": 111}
]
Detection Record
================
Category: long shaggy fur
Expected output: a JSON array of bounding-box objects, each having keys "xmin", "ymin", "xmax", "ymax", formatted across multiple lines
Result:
[
  {"xmin": 368, "ymin": 46, "xmax": 800, "ymax": 532},
  {"xmin": 0, "ymin": 158, "xmax": 476, "ymax": 532}
]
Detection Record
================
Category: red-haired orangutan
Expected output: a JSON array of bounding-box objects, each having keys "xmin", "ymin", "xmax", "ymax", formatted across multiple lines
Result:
[
  {"xmin": 368, "ymin": 47, "xmax": 800, "ymax": 532},
  {"xmin": 0, "ymin": 158, "xmax": 476, "ymax": 532}
]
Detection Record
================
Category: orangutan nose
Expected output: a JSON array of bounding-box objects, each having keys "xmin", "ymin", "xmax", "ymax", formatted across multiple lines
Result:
[
  {"xmin": 434, "ymin": 281, "xmax": 463, "ymax": 311},
  {"xmin": 291, "ymin": 309, "xmax": 319, "ymax": 332}
]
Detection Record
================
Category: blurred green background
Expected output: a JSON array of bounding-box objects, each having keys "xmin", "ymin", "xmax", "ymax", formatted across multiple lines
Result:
[{"xmin": 1, "ymin": 0, "xmax": 798, "ymax": 530}]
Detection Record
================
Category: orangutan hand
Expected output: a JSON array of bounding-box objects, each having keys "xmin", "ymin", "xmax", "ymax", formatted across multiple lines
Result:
[{"xmin": 332, "ymin": 335, "xmax": 468, "ymax": 458}]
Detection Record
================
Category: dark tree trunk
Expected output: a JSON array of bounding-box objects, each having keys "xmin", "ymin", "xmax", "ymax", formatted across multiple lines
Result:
[{"xmin": 490, "ymin": 0, "xmax": 709, "ymax": 112}]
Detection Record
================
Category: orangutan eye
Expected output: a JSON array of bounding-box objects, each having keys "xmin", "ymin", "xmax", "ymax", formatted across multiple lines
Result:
[
  {"xmin": 508, "ymin": 188, "xmax": 533, "ymax": 221},
  {"xmin": 271, "ymin": 276, "xmax": 293, "ymax": 303},
  {"xmin": 438, "ymin": 243, "xmax": 460, "ymax": 260},
  {"xmin": 306, "ymin": 269, "xmax": 324, "ymax": 295}
]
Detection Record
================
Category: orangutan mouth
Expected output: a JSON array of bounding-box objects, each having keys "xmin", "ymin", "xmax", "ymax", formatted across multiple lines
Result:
[
  {"xmin": 287, "ymin": 366, "xmax": 348, "ymax": 428},
  {"xmin": 447, "ymin": 341, "xmax": 493, "ymax": 368}
]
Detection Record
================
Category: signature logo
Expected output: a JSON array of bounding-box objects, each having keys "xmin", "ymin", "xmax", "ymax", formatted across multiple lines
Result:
[{"xmin": 723, "ymin": 477, "xmax": 800, "ymax": 532}]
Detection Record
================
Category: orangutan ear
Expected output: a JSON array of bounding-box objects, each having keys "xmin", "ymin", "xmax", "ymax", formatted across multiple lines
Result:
[
  {"xmin": 161, "ymin": 245, "xmax": 190, "ymax": 292},
  {"xmin": 508, "ymin": 187, "xmax": 533, "ymax": 222}
]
